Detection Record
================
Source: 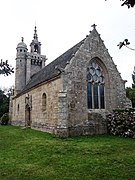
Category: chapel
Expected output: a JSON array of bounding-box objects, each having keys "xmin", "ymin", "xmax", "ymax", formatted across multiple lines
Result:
[{"xmin": 10, "ymin": 25, "xmax": 131, "ymax": 137}]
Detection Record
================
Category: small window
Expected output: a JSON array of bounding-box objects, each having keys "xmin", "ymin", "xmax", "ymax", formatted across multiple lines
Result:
[
  {"xmin": 42, "ymin": 93, "xmax": 47, "ymax": 111},
  {"xmin": 17, "ymin": 104, "xmax": 19, "ymax": 113},
  {"xmin": 24, "ymin": 50, "xmax": 25, "ymax": 52},
  {"xmin": 20, "ymin": 49, "xmax": 22, "ymax": 52},
  {"xmin": 34, "ymin": 44, "xmax": 38, "ymax": 52}
]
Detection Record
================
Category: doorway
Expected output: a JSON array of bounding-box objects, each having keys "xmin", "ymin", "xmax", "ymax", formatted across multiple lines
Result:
[{"xmin": 25, "ymin": 105, "xmax": 31, "ymax": 127}]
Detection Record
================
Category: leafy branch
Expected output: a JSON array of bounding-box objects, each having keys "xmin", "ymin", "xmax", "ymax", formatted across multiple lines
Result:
[
  {"xmin": 121, "ymin": 0, "xmax": 135, "ymax": 8},
  {"xmin": 117, "ymin": 39, "xmax": 135, "ymax": 51},
  {"xmin": 0, "ymin": 59, "xmax": 14, "ymax": 76},
  {"xmin": 105, "ymin": 0, "xmax": 135, "ymax": 8}
]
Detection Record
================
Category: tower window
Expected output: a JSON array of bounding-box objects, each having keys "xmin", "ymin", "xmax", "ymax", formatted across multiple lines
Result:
[
  {"xmin": 87, "ymin": 60, "xmax": 105, "ymax": 109},
  {"xmin": 34, "ymin": 44, "xmax": 38, "ymax": 52},
  {"xmin": 20, "ymin": 49, "xmax": 22, "ymax": 52},
  {"xmin": 24, "ymin": 50, "xmax": 25, "ymax": 52}
]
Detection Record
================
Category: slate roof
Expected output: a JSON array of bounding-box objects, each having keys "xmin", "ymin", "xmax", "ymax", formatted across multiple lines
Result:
[{"xmin": 18, "ymin": 38, "xmax": 85, "ymax": 96}]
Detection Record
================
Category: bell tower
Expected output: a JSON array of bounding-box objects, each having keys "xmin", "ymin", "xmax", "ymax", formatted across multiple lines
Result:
[
  {"xmin": 15, "ymin": 37, "xmax": 28, "ymax": 94},
  {"xmin": 30, "ymin": 26, "xmax": 41, "ymax": 54},
  {"xmin": 26, "ymin": 26, "xmax": 47, "ymax": 83},
  {"xmin": 15, "ymin": 26, "xmax": 47, "ymax": 93}
]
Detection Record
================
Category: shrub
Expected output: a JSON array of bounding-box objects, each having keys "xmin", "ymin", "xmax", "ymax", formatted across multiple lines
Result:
[
  {"xmin": 107, "ymin": 109, "xmax": 135, "ymax": 138},
  {"xmin": 0, "ymin": 113, "xmax": 9, "ymax": 125}
]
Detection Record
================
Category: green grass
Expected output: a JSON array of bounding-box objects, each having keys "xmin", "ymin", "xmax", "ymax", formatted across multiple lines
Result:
[{"xmin": 0, "ymin": 126, "xmax": 135, "ymax": 180}]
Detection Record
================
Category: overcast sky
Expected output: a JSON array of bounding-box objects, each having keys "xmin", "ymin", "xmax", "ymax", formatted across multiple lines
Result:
[{"xmin": 0, "ymin": 0, "xmax": 135, "ymax": 88}]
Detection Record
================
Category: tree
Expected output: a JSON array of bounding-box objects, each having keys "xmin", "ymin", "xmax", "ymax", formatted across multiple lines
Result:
[
  {"xmin": 0, "ymin": 59, "xmax": 14, "ymax": 76},
  {"xmin": 126, "ymin": 87, "xmax": 135, "ymax": 107},
  {"xmin": 126, "ymin": 68, "xmax": 135, "ymax": 107},
  {"xmin": 0, "ymin": 89, "xmax": 10, "ymax": 118},
  {"xmin": 132, "ymin": 67, "xmax": 135, "ymax": 88}
]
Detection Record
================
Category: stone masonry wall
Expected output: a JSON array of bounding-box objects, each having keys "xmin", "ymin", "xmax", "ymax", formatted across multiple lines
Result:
[
  {"xmin": 12, "ymin": 77, "xmax": 62, "ymax": 133},
  {"xmin": 57, "ymin": 28, "xmax": 131, "ymax": 137}
]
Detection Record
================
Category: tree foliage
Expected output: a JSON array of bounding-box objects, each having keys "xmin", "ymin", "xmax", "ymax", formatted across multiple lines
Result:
[
  {"xmin": 126, "ymin": 68, "xmax": 135, "ymax": 107},
  {"xmin": 121, "ymin": 0, "xmax": 135, "ymax": 8},
  {"xmin": 0, "ymin": 113, "xmax": 9, "ymax": 125},
  {"xmin": 117, "ymin": 39, "xmax": 135, "ymax": 50},
  {"xmin": 0, "ymin": 59, "xmax": 14, "ymax": 76},
  {"xmin": 126, "ymin": 87, "xmax": 135, "ymax": 107},
  {"xmin": 0, "ymin": 89, "xmax": 10, "ymax": 118},
  {"xmin": 105, "ymin": 0, "xmax": 135, "ymax": 8},
  {"xmin": 132, "ymin": 68, "xmax": 135, "ymax": 88}
]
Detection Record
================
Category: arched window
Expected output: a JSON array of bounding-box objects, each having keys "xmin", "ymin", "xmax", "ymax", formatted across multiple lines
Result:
[
  {"xmin": 87, "ymin": 60, "xmax": 105, "ymax": 109},
  {"xmin": 42, "ymin": 93, "xmax": 47, "ymax": 111},
  {"xmin": 34, "ymin": 44, "xmax": 38, "ymax": 52}
]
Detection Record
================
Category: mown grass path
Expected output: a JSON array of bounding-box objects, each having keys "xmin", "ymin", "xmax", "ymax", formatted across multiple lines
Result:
[{"xmin": 0, "ymin": 125, "xmax": 135, "ymax": 180}]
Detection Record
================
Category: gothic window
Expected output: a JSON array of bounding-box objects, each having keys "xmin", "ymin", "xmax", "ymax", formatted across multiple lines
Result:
[
  {"xmin": 42, "ymin": 93, "xmax": 47, "ymax": 111},
  {"xmin": 87, "ymin": 60, "xmax": 105, "ymax": 109}
]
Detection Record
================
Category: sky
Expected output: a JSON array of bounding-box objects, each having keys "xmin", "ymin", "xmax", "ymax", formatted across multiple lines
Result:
[{"xmin": 0, "ymin": 0, "xmax": 135, "ymax": 88}]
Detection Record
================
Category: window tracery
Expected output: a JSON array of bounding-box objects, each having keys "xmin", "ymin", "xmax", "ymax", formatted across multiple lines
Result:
[{"xmin": 87, "ymin": 60, "xmax": 105, "ymax": 109}]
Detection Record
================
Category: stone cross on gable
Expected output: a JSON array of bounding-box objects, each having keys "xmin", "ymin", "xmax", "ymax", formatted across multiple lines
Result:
[{"xmin": 91, "ymin": 24, "xmax": 97, "ymax": 29}]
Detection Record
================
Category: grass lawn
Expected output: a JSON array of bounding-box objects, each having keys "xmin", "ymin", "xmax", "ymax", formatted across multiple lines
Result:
[{"xmin": 0, "ymin": 126, "xmax": 135, "ymax": 180}]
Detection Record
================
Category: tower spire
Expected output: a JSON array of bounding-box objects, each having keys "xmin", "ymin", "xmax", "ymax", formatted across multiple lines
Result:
[
  {"xmin": 30, "ymin": 26, "xmax": 41, "ymax": 54},
  {"xmin": 33, "ymin": 26, "xmax": 38, "ymax": 40}
]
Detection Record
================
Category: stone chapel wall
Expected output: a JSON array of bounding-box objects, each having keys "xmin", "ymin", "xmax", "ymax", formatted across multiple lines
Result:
[
  {"xmin": 12, "ymin": 78, "xmax": 62, "ymax": 133},
  {"xmin": 57, "ymin": 29, "xmax": 131, "ymax": 137}
]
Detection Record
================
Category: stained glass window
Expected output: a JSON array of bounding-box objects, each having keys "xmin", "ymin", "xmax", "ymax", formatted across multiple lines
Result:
[
  {"xmin": 100, "ymin": 84, "xmax": 105, "ymax": 109},
  {"xmin": 87, "ymin": 82, "xmax": 92, "ymax": 109},
  {"xmin": 87, "ymin": 60, "xmax": 105, "ymax": 109}
]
